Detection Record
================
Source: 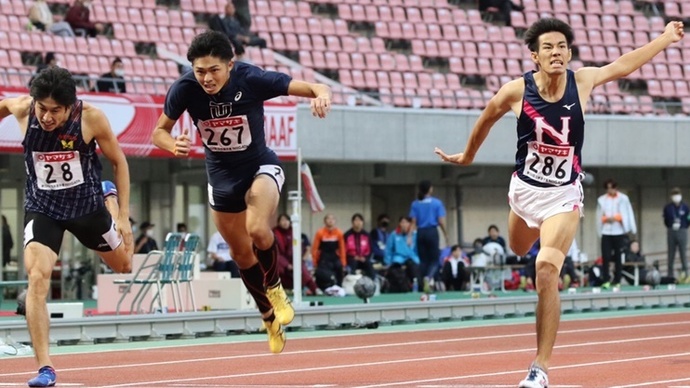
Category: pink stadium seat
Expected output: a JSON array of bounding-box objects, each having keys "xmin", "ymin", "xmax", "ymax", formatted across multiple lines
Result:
[
  {"xmin": 449, "ymin": 41, "xmax": 464, "ymax": 57},
  {"xmin": 407, "ymin": 7, "xmax": 422, "ymax": 23},
  {"xmin": 606, "ymin": 46, "xmax": 621, "ymax": 62},
  {"xmin": 438, "ymin": 40, "xmax": 451, "ymax": 57},
  {"xmin": 476, "ymin": 58, "xmax": 492, "ymax": 76},
  {"xmin": 442, "ymin": 24, "xmax": 458, "ymax": 41},
  {"xmin": 477, "ymin": 42, "xmax": 493, "ymax": 57},
  {"xmin": 363, "ymin": 70, "xmax": 377, "ymax": 89},
  {"xmin": 376, "ymin": 71, "xmax": 390, "ymax": 88},
  {"xmin": 392, "ymin": 6, "xmax": 406, "ymax": 21},
  {"xmin": 585, "ymin": 0, "xmax": 603, "ymax": 14},
  {"xmin": 128, "ymin": 8, "xmax": 143, "ymax": 25},
  {"xmin": 600, "ymin": 14, "xmax": 617, "ymax": 31},
  {"xmin": 374, "ymin": 21, "xmax": 389, "ymax": 38},
  {"xmin": 371, "ymin": 37, "xmax": 386, "ymax": 53},
  {"xmin": 408, "ymin": 55, "xmax": 424, "ymax": 72},
  {"xmin": 682, "ymin": 98, "xmax": 690, "ymax": 115},
  {"xmin": 510, "ymin": 11, "xmax": 527, "ymax": 29},
  {"xmin": 592, "ymin": 46, "xmax": 607, "ymax": 62},
  {"xmin": 552, "ymin": 0, "xmax": 569, "ymax": 13},
  {"xmin": 585, "ymin": 14, "xmax": 602, "ymax": 30},
  {"xmin": 401, "ymin": 23, "xmax": 416, "ymax": 40},
  {"xmin": 649, "ymin": 16, "xmax": 665, "ymax": 32},
  {"xmin": 462, "ymin": 58, "xmax": 479, "ymax": 75},
  {"xmin": 633, "ymin": 31, "xmax": 649, "ymax": 47},
  {"xmin": 507, "ymin": 42, "xmax": 524, "ymax": 60},
  {"xmin": 338, "ymin": 4, "xmax": 352, "ymax": 20},
  {"xmin": 570, "ymin": 0, "xmax": 586, "ymax": 13},
  {"xmin": 446, "ymin": 73, "xmax": 461, "ymax": 90},
  {"xmin": 147, "ymin": 25, "xmax": 161, "ymax": 42},
  {"xmin": 135, "ymin": 24, "xmax": 150, "ymax": 42},
  {"xmin": 431, "ymin": 73, "xmax": 447, "ymax": 89},
  {"xmin": 279, "ymin": 17, "xmax": 295, "ymax": 34},
  {"xmin": 505, "ymin": 59, "xmax": 522, "ymax": 76},
  {"xmin": 402, "ymin": 72, "xmax": 418, "ymax": 89},
  {"xmin": 632, "ymin": 15, "xmax": 650, "ymax": 32},
  {"xmin": 351, "ymin": 70, "xmax": 366, "ymax": 89},
  {"xmin": 451, "ymin": 8, "xmax": 468, "ymax": 25},
  {"xmin": 310, "ymin": 35, "xmax": 325, "ymax": 51},
  {"xmin": 284, "ymin": 33, "xmax": 299, "ymax": 51},
  {"xmin": 472, "ymin": 25, "xmax": 489, "ymax": 41},
  {"xmin": 356, "ymin": 37, "xmax": 372, "ymax": 53},
  {"xmin": 333, "ymin": 19, "xmax": 349, "ymax": 35},
  {"xmin": 436, "ymin": 8, "xmax": 452, "ymax": 24},
  {"xmin": 324, "ymin": 35, "xmax": 341, "ymax": 52},
  {"xmin": 270, "ymin": 32, "xmax": 286, "ymax": 50},
  {"xmin": 389, "ymin": 72, "xmax": 403, "ymax": 88},
  {"xmin": 341, "ymin": 35, "xmax": 356, "ymax": 53},
  {"xmin": 637, "ymin": 95, "xmax": 654, "ymax": 115},
  {"xmin": 666, "ymin": 48, "xmax": 682, "ymax": 64},
  {"xmin": 364, "ymin": 53, "xmax": 380, "ymax": 69},
  {"xmin": 422, "ymin": 8, "xmax": 437, "ymax": 24},
  {"xmin": 7, "ymin": 49, "xmax": 20, "ymax": 68},
  {"xmin": 464, "ymin": 42, "xmax": 478, "ymax": 58},
  {"xmin": 297, "ymin": 35, "xmax": 312, "ymax": 51},
  {"xmin": 168, "ymin": 10, "xmax": 184, "ymax": 28},
  {"xmin": 646, "ymin": 80, "xmax": 662, "ymax": 97},
  {"xmin": 618, "ymin": 0, "xmax": 635, "ymax": 15},
  {"xmin": 91, "ymin": 4, "xmax": 107, "ymax": 23},
  {"xmin": 337, "ymin": 52, "xmax": 352, "ymax": 69},
  {"xmin": 394, "ymin": 53, "xmax": 411, "ymax": 71},
  {"xmin": 660, "ymin": 80, "xmax": 675, "ymax": 97},
  {"xmin": 311, "ymin": 51, "xmax": 326, "ymax": 68},
  {"xmin": 674, "ymin": 80, "xmax": 690, "ymax": 98},
  {"xmin": 428, "ymin": 24, "xmax": 442, "ymax": 40},
  {"xmin": 424, "ymin": 40, "xmax": 439, "ymax": 57},
  {"xmin": 449, "ymin": 57, "xmax": 463, "ymax": 73},
  {"xmin": 351, "ymin": 52, "xmax": 366, "ymax": 70},
  {"xmin": 377, "ymin": 5, "xmax": 393, "ymax": 22},
  {"xmin": 654, "ymin": 63, "xmax": 670, "ymax": 80},
  {"xmin": 466, "ymin": 9, "xmax": 484, "ymax": 25},
  {"xmin": 380, "ymin": 53, "xmax": 395, "ymax": 71},
  {"xmin": 429, "ymin": 88, "xmax": 443, "ymax": 109}
]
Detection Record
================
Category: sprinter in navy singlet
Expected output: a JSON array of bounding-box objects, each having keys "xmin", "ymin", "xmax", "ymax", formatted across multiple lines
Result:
[
  {"xmin": 0, "ymin": 67, "xmax": 133, "ymax": 387},
  {"xmin": 152, "ymin": 31, "xmax": 331, "ymax": 354},
  {"xmin": 435, "ymin": 18, "xmax": 684, "ymax": 388}
]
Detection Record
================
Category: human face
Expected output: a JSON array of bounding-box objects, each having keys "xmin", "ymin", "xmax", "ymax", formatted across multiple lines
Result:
[
  {"xmin": 192, "ymin": 56, "xmax": 232, "ymax": 95},
  {"xmin": 606, "ymin": 184, "xmax": 617, "ymax": 196},
  {"xmin": 399, "ymin": 218, "xmax": 410, "ymax": 233},
  {"xmin": 35, "ymin": 98, "xmax": 71, "ymax": 132},
  {"xmin": 279, "ymin": 216, "xmax": 290, "ymax": 230},
  {"xmin": 324, "ymin": 214, "xmax": 336, "ymax": 228},
  {"xmin": 352, "ymin": 217, "xmax": 363, "ymax": 232},
  {"xmin": 532, "ymin": 31, "xmax": 571, "ymax": 74}
]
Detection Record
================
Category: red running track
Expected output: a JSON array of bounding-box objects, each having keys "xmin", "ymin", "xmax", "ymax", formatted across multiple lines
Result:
[{"xmin": 1, "ymin": 312, "xmax": 690, "ymax": 387}]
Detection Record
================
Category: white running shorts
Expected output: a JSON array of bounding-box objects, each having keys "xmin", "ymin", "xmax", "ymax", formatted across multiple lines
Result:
[{"xmin": 508, "ymin": 173, "xmax": 584, "ymax": 229}]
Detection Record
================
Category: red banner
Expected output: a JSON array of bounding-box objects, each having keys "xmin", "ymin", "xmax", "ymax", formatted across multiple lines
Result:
[{"xmin": 0, "ymin": 87, "xmax": 298, "ymax": 160}]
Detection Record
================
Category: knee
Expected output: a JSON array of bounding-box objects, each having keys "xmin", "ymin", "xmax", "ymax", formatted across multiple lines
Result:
[
  {"xmin": 114, "ymin": 260, "xmax": 132, "ymax": 274},
  {"xmin": 247, "ymin": 225, "xmax": 273, "ymax": 248},
  {"xmin": 535, "ymin": 263, "xmax": 559, "ymax": 291}
]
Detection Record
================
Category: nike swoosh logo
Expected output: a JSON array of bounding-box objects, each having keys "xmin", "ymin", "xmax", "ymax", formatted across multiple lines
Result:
[{"xmin": 563, "ymin": 102, "xmax": 576, "ymax": 110}]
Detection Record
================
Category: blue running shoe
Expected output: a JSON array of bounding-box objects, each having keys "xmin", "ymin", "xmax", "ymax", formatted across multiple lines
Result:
[
  {"xmin": 27, "ymin": 366, "xmax": 56, "ymax": 387},
  {"xmin": 102, "ymin": 180, "xmax": 118, "ymax": 199}
]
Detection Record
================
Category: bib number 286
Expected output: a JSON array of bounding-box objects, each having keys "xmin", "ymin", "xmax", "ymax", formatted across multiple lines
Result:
[{"xmin": 523, "ymin": 141, "xmax": 573, "ymax": 185}]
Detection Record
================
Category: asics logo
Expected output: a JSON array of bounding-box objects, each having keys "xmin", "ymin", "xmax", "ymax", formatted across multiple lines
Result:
[{"xmin": 563, "ymin": 102, "xmax": 577, "ymax": 110}]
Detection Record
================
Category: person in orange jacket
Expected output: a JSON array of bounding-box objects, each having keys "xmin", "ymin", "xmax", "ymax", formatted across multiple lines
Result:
[{"xmin": 312, "ymin": 213, "xmax": 346, "ymax": 288}]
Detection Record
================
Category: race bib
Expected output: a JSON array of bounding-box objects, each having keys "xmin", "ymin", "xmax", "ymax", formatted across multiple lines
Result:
[
  {"xmin": 523, "ymin": 141, "xmax": 574, "ymax": 185},
  {"xmin": 198, "ymin": 116, "xmax": 252, "ymax": 152},
  {"xmin": 32, "ymin": 151, "xmax": 84, "ymax": 190}
]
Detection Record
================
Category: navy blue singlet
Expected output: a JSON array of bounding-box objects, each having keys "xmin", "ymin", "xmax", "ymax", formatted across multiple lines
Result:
[
  {"xmin": 514, "ymin": 69, "xmax": 585, "ymax": 188},
  {"xmin": 164, "ymin": 62, "xmax": 292, "ymax": 167},
  {"xmin": 23, "ymin": 101, "xmax": 104, "ymax": 220}
]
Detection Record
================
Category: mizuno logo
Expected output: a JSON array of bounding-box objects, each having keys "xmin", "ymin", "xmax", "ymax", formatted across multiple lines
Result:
[{"xmin": 563, "ymin": 102, "xmax": 577, "ymax": 110}]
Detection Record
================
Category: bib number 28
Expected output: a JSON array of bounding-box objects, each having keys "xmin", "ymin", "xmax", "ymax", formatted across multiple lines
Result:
[{"xmin": 33, "ymin": 151, "xmax": 85, "ymax": 190}]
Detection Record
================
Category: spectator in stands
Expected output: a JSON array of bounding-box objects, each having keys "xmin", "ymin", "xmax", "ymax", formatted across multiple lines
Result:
[
  {"xmin": 384, "ymin": 216, "xmax": 421, "ymax": 291},
  {"xmin": 344, "ymin": 213, "xmax": 377, "ymax": 280},
  {"xmin": 207, "ymin": 230, "xmax": 240, "ymax": 278},
  {"xmin": 663, "ymin": 187, "xmax": 689, "ymax": 281},
  {"xmin": 312, "ymin": 214, "xmax": 346, "ymax": 288},
  {"xmin": 482, "ymin": 224, "xmax": 507, "ymax": 251},
  {"xmin": 561, "ymin": 239, "xmax": 581, "ymax": 288},
  {"xmin": 478, "ymin": 0, "xmax": 524, "ymax": 27},
  {"xmin": 28, "ymin": 52, "xmax": 58, "ymax": 88},
  {"xmin": 596, "ymin": 178, "xmax": 637, "ymax": 289},
  {"xmin": 441, "ymin": 244, "xmax": 470, "ymax": 291},
  {"xmin": 273, "ymin": 214, "xmax": 318, "ymax": 295},
  {"xmin": 94, "ymin": 58, "xmax": 126, "ymax": 93},
  {"xmin": 232, "ymin": 0, "xmax": 252, "ymax": 31},
  {"xmin": 434, "ymin": 18, "xmax": 684, "ymax": 387},
  {"xmin": 28, "ymin": 0, "xmax": 75, "ymax": 37},
  {"xmin": 208, "ymin": 2, "xmax": 266, "ymax": 58},
  {"xmin": 134, "ymin": 221, "xmax": 158, "ymax": 254},
  {"xmin": 2, "ymin": 215, "xmax": 13, "ymax": 268},
  {"xmin": 409, "ymin": 180, "xmax": 448, "ymax": 292},
  {"xmin": 64, "ymin": 0, "xmax": 103, "ymax": 38},
  {"xmin": 370, "ymin": 213, "xmax": 390, "ymax": 266},
  {"xmin": 622, "ymin": 239, "xmax": 646, "ymax": 285},
  {"xmin": 176, "ymin": 223, "xmax": 188, "ymax": 233}
]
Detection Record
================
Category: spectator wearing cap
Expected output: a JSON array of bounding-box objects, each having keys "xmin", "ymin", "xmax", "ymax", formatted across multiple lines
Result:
[{"xmin": 134, "ymin": 221, "xmax": 158, "ymax": 254}]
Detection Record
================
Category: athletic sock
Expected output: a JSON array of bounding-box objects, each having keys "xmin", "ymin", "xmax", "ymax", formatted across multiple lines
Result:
[
  {"xmin": 239, "ymin": 263, "xmax": 272, "ymax": 314},
  {"xmin": 254, "ymin": 240, "xmax": 280, "ymax": 289}
]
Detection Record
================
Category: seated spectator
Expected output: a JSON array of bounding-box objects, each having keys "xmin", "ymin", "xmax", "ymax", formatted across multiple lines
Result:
[
  {"xmin": 441, "ymin": 245, "xmax": 470, "ymax": 291},
  {"xmin": 134, "ymin": 221, "xmax": 158, "ymax": 254},
  {"xmin": 28, "ymin": 0, "xmax": 75, "ymax": 37},
  {"xmin": 370, "ymin": 213, "xmax": 390, "ymax": 267},
  {"xmin": 622, "ymin": 239, "xmax": 647, "ymax": 285},
  {"xmin": 312, "ymin": 214, "xmax": 346, "ymax": 290},
  {"xmin": 384, "ymin": 216, "xmax": 421, "ymax": 292},
  {"xmin": 94, "ymin": 58, "xmax": 126, "ymax": 93},
  {"xmin": 344, "ymin": 213, "xmax": 377, "ymax": 280},
  {"xmin": 28, "ymin": 52, "xmax": 58, "ymax": 87},
  {"xmin": 561, "ymin": 239, "xmax": 582, "ymax": 288},
  {"xmin": 482, "ymin": 224, "xmax": 507, "ymax": 251},
  {"xmin": 273, "ymin": 214, "xmax": 318, "ymax": 295},
  {"xmin": 208, "ymin": 2, "xmax": 266, "ymax": 58},
  {"xmin": 478, "ymin": 0, "xmax": 524, "ymax": 27},
  {"xmin": 207, "ymin": 230, "xmax": 240, "ymax": 278},
  {"xmin": 64, "ymin": 0, "xmax": 103, "ymax": 37}
]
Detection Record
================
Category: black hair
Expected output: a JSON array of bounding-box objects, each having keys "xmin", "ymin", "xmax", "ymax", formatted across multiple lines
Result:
[
  {"xmin": 30, "ymin": 67, "xmax": 77, "ymax": 107},
  {"xmin": 351, "ymin": 213, "xmax": 364, "ymax": 222},
  {"xmin": 523, "ymin": 18, "xmax": 574, "ymax": 52},
  {"xmin": 450, "ymin": 244, "xmax": 461, "ymax": 252},
  {"xmin": 417, "ymin": 180, "xmax": 432, "ymax": 200},
  {"xmin": 277, "ymin": 213, "xmax": 291, "ymax": 224},
  {"xmin": 111, "ymin": 57, "xmax": 123, "ymax": 66},
  {"xmin": 44, "ymin": 52, "xmax": 56, "ymax": 65},
  {"xmin": 377, "ymin": 213, "xmax": 389, "ymax": 222},
  {"xmin": 488, "ymin": 224, "xmax": 499, "ymax": 233},
  {"xmin": 187, "ymin": 30, "xmax": 235, "ymax": 63},
  {"xmin": 398, "ymin": 216, "xmax": 412, "ymax": 223},
  {"xmin": 604, "ymin": 178, "xmax": 618, "ymax": 190}
]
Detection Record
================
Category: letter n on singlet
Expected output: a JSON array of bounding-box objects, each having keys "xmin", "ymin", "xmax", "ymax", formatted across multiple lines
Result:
[{"xmin": 534, "ymin": 117, "xmax": 571, "ymax": 145}]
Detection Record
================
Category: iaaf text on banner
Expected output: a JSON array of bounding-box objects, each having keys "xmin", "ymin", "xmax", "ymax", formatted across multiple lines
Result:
[{"xmin": 0, "ymin": 87, "xmax": 298, "ymax": 160}]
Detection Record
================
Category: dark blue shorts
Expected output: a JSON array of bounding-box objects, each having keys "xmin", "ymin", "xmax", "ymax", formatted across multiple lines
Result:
[{"xmin": 206, "ymin": 150, "xmax": 285, "ymax": 213}]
